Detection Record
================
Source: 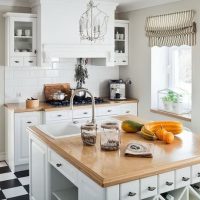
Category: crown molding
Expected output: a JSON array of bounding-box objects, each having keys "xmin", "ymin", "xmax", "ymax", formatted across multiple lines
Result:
[
  {"xmin": 0, "ymin": 0, "xmax": 31, "ymax": 7},
  {"xmin": 116, "ymin": 0, "xmax": 182, "ymax": 13}
]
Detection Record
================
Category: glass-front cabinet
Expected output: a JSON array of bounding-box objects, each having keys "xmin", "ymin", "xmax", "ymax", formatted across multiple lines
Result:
[
  {"xmin": 4, "ymin": 13, "xmax": 37, "ymax": 67},
  {"xmin": 114, "ymin": 20, "xmax": 129, "ymax": 66}
]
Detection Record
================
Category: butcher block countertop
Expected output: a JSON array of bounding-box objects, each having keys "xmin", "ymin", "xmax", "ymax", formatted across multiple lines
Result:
[
  {"xmin": 4, "ymin": 99, "xmax": 138, "ymax": 113},
  {"xmin": 28, "ymin": 115, "xmax": 200, "ymax": 187}
]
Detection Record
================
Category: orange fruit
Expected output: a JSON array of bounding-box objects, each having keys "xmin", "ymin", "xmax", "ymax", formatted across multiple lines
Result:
[
  {"xmin": 155, "ymin": 126, "xmax": 168, "ymax": 141},
  {"xmin": 163, "ymin": 132, "xmax": 174, "ymax": 144}
]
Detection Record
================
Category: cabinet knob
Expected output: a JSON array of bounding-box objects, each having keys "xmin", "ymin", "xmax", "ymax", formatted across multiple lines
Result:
[
  {"xmin": 182, "ymin": 177, "xmax": 190, "ymax": 182},
  {"xmin": 15, "ymin": 61, "xmax": 19, "ymax": 63},
  {"xmin": 128, "ymin": 192, "xmax": 136, "ymax": 197},
  {"xmin": 166, "ymin": 181, "xmax": 174, "ymax": 186},
  {"xmin": 122, "ymin": 60, "xmax": 126, "ymax": 63},
  {"xmin": 34, "ymin": 50, "xmax": 37, "ymax": 54},
  {"xmin": 28, "ymin": 61, "xmax": 33, "ymax": 63},
  {"xmin": 148, "ymin": 187, "xmax": 156, "ymax": 191},
  {"xmin": 26, "ymin": 121, "xmax": 32, "ymax": 124},
  {"xmin": 83, "ymin": 112, "xmax": 88, "ymax": 115},
  {"xmin": 197, "ymin": 173, "xmax": 200, "ymax": 177},
  {"xmin": 107, "ymin": 110, "xmax": 112, "ymax": 113},
  {"xmin": 126, "ymin": 111, "xmax": 130, "ymax": 114},
  {"xmin": 57, "ymin": 115, "xmax": 62, "ymax": 117},
  {"xmin": 56, "ymin": 163, "xmax": 62, "ymax": 167}
]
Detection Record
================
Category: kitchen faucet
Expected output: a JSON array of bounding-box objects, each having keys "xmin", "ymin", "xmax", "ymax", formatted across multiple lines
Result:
[{"xmin": 70, "ymin": 89, "xmax": 96, "ymax": 124}]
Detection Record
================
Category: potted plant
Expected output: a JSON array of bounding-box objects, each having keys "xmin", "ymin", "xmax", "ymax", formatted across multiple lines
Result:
[
  {"xmin": 162, "ymin": 90, "xmax": 183, "ymax": 114},
  {"xmin": 74, "ymin": 58, "xmax": 89, "ymax": 100}
]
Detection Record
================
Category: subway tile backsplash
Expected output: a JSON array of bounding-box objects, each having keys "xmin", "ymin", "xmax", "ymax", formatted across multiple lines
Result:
[{"xmin": 4, "ymin": 64, "xmax": 119, "ymax": 103}]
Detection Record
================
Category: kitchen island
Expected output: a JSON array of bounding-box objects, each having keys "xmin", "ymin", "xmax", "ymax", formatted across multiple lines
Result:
[{"xmin": 27, "ymin": 115, "xmax": 200, "ymax": 200}]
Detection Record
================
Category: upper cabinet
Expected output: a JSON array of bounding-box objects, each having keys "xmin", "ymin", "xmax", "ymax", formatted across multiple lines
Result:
[
  {"xmin": 114, "ymin": 20, "xmax": 129, "ymax": 66},
  {"xmin": 4, "ymin": 13, "xmax": 37, "ymax": 67}
]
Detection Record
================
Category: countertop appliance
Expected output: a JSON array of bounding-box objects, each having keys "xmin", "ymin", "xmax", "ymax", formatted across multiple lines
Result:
[{"xmin": 110, "ymin": 79, "xmax": 126, "ymax": 100}]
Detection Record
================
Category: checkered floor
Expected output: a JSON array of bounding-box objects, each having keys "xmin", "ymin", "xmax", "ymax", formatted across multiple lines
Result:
[{"xmin": 0, "ymin": 161, "xmax": 29, "ymax": 200}]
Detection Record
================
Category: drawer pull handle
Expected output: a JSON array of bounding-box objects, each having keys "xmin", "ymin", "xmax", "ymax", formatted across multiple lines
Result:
[
  {"xmin": 128, "ymin": 192, "xmax": 136, "ymax": 197},
  {"xmin": 166, "ymin": 181, "xmax": 173, "ymax": 186},
  {"xmin": 182, "ymin": 177, "xmax": 190, "ymax": 182},
  {"xmin": 148, "ymin": 187, "xmax": 156, "ymax": 191},
  {"xmin": 57, "ymin": 115, "xmax": 62, "ymax": 117},
  {"xmin": 15, "ymin": 61, "xmax": 19, "ymax": 63},
  {"xmin": 107, "ymin": 110, "xmax": 112, "ymax": 112},
  {"xmin": 197, "ymin": 173, "xmax": 200, "ymax": 177},
  {"xmin": 26, "ymin": 121, "xmax": 32, "ymax": 124},
  {"xmin": 83, "ymin": 112, "xmax": 88, "ymax": 115},
  {"xmin": 126, "ymin": 111, "xmax": 130, "ymax": 113},
  {"xmin": 193, "ymin": 185, "xmax": 200, "ymax": 190},
  {"xmin": 56, "ymin": 163, "xmax": 62, "ymax": 167},
  {"xmin": 122, "ymin": 60, "xmax": 126, "ymax": 63},
  {"xmin": 28, "ymin": 61, "xmax": 33, "ymax": 63},
  {"xmin": 73, "ymin": 121, "xmax": 79, "ymax": 124}
]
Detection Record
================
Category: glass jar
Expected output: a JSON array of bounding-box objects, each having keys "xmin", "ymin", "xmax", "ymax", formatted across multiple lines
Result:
[
  {"xmin": 100, "ymin": 122, "xmax": 120, "ymax": 151},
  {"xmin": 81, "ymin": 123, "xmax": 97, "ymax": 146}
]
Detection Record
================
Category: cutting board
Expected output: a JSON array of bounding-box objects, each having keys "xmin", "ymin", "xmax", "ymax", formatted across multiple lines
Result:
[{"xmin": 44, "ymin": 83, "xmax": 71, "ymax": 101}]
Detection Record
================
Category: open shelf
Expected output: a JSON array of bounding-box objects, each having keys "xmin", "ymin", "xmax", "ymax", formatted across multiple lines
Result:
[{"xmin": 52, "ymin": 187, "xmax": 78, "ymax": 200}]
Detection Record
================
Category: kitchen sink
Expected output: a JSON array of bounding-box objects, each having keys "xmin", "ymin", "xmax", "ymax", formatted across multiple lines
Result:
[{"xmin": 36, "ymin": 122, "xmax": 81, "ymax": 139}]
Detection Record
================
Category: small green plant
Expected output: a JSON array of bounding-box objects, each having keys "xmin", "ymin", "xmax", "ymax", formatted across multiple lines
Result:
[{"xmin": 162, "ymin": 90, "xmax": 182, "ymax": 104}]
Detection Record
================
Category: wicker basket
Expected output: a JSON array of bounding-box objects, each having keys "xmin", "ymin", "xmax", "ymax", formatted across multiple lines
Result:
[{"xmin": 26, "ymin": 99, "xmax": 39, "ymax": 109}]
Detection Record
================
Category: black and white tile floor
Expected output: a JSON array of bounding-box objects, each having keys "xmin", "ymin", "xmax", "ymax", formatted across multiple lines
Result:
[{"xmin": 0, "ymin": 161, "xmax": 29, "ymax": 200}]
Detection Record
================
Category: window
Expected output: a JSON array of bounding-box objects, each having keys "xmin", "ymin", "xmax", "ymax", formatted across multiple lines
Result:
[{"xmin": 151, "ymin": 46, "xmax": 192, "ymax": 115}]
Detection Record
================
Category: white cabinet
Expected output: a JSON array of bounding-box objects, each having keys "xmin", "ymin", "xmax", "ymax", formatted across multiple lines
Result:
[
  {"xmin": 29, "ymin": 134, "xmax": 49, "ymax": 200},
  {"xmin": 192, "ymin": 164, "xmax": 200, "ymax": 184},
  {"xmin": 114, "ymin": 20, "xmax": 129, "ymax": 66},
  {"xmin": 15, "ymin": 112, "xmax": 42, "ymax": 166},
  {"xmin": 4, "ymin": 13, "xmax": 37, "ymax": 66},
  {"xmin": 120, "ymin": 103, "xmax": 138, "ymax": 116},
  {"xmin": 175, "ymin": 167, "xmax": 191, "ymax": 189}
]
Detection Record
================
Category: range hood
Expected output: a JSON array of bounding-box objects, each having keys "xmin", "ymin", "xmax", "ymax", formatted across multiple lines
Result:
[{"xmin": 43, "ymin": 44, "xmax": 115, "ymax": 66}]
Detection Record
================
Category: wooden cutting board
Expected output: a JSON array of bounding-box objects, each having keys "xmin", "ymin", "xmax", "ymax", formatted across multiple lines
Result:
[{"xmin": 44, "ymin": 83, "xmax": 71, "ymax": 101}]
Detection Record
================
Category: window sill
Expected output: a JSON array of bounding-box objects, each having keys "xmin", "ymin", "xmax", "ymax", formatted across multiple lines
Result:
[{"xmin": 150, "ymin": 108, "xmax": 191, "ymax": 122}]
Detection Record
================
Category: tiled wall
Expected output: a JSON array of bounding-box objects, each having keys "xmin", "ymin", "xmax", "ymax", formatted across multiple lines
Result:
[{"xmin": 5, "ymin": 62, "xmax": 119, "ymax": 103}]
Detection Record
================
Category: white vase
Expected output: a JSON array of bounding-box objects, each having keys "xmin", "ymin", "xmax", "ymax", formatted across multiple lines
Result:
[
  {"xmin": 172, "ymin": 103, "xmax": 182, "ymax": 114},
  {"xmin": 163, "ymin": 102, "xmax": 173, "ymax": 112}
]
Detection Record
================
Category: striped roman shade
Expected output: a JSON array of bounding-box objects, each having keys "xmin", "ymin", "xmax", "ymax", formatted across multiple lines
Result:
[{"xmin": 145, "ymin": 10, "xmax": 196, "ymax": 47}]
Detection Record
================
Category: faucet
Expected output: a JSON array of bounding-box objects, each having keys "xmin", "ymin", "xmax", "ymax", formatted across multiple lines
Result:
[{"xmin": 70, "ymin": 89, "xmax": 96, "ymax": 124}]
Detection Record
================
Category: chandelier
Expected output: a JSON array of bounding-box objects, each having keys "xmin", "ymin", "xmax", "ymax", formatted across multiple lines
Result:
[{"xmin": 79, "ymin": 0, "xmax": 109, "ymax": 42}]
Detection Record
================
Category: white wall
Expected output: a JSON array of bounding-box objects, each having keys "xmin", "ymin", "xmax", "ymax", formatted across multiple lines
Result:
[
  {"xmin": 5, "ymin": 63, "xmax": 119, "ymax": 103},
  {"xmin": 118, "ymin": 0, "xmax": 200, "ymax": 131}
]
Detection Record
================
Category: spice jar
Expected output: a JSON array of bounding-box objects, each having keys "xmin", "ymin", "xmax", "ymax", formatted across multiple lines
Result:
[
  {"xmin": 100, "ymin": 122, "xmax": 120, "ymax": 151},
  {"xmin": 81, "ymin": 123, "xmax": 97, "ymax": 146}
]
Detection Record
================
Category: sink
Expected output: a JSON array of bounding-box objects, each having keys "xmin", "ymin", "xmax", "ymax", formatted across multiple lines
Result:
[{"xmin": 36, "ymin": 122, "xmax": 81, "ymax": 139}]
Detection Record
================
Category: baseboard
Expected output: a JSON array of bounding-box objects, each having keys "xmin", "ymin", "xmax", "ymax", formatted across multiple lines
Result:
[{"xmin": 0, "ymin": 152, "xmax": 5, "ymax": 161}]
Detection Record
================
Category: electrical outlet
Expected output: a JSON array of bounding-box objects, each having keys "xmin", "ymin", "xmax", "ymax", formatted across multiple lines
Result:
[{"xmin": 16, "ymin": 92, "xmax": 22, "ymax": 97}]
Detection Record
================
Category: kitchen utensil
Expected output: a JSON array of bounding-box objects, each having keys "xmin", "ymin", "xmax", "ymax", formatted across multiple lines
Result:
[
  {"xmin": 44, "ymin": 83, "xmax": 71, "ymax": 101},
  {"xmin": 16, "ymin": 29, "xmax": 22, "ymax": 36},
  {"xmin": 26, "ymin": 98, "xmax": 39, "ymax": 109},
  {"xmin": 51, "ymin": 90, "xmax": 67, "ymax": 101},
  {"xmin": 25, "ymin": 29, "xmax": 31, "ymax": 36}
]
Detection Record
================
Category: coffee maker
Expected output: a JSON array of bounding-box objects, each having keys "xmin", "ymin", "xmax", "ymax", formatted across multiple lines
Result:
[{"xmin": 110, "ymin": 80, "xmax": 126, "ymax": 100}]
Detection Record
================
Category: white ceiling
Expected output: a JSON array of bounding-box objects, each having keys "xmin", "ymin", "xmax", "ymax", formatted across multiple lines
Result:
[
  {"xmin": 116, "ymin": 0, "xmax": 182, "ymax": 12},
  {"xmin": 0, "ymin": 0, "xmax": 182, "ymax": 12}
]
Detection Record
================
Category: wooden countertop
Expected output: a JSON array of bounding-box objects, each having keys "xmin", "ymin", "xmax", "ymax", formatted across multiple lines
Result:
[
  {"xmin": 4, "ymin": 99, "xmax": 138, "ymax": 113},
  {"xmin": 28, "ymin": 115, "xmax": 200, "ymax": 187}
]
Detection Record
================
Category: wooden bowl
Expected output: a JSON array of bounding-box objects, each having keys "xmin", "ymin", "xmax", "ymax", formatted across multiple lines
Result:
[{"xmin": 26, "ymin": 99, "xmax": 39, "ymax": 109}]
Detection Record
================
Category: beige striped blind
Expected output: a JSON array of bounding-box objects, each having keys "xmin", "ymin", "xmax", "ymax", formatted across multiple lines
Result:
[{"xmin": 145, "ymin": 10, "xmax": 196, "ymax": 47}]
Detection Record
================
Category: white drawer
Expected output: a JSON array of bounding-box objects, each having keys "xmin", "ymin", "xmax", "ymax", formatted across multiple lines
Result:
[
  {"xmin": 24, "ymin": 56, "xmax": 36, "ymax": 66},
  {"xmin": 48, "ymin": 149, "xmax": 78, "ymax": 186},
  {"xmin": 192, "ymin": 164, "xmax": 200, "ymax": 184},
  {"xmin": 96, "ymin": 106, "xmax": 120, "ymax": 116},
  {"xmin": 10, "ymin": 57, "xmax": 23, "ymax": 66},
  {"xmin": 175, "ymin": 167, "xmax": 191, "ymax": 189},
  {"xmin": 120, "ymin": 180, "xmax": 139, "ymax": 200},
  {"xmin": 140, "ymin": 175, "xmax": 158, "ymax": 199},
  {"xmin": 120, "ymin": 103, "xmax": 137, "ymax": 116},
  {"xmin": 45, "ymin": 110, "xmax": 72, "ymax": 123},
  {"xmin": 159, "ymin": 171, "xmax": 175, "ymax": 194},
  {"xmin": 73, "ymin": 108, "xmax": 92, "ymax": 119}
]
